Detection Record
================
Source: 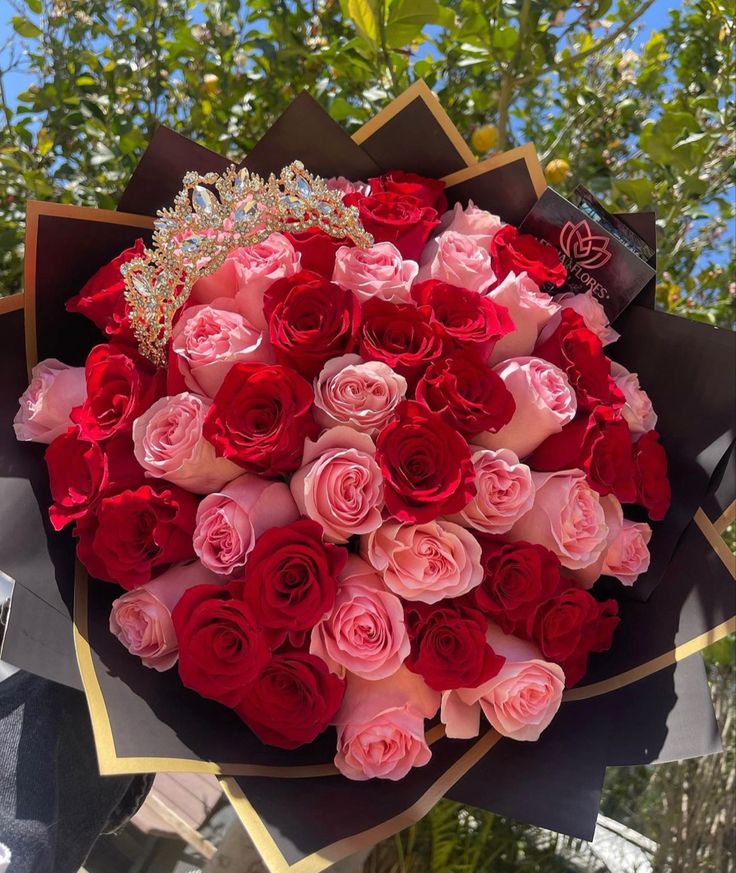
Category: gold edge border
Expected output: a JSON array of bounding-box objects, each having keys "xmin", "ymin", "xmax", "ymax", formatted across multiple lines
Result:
[
  {"xmin": 0, "ymin": 292, "xmax": 24, "ymax": 315},
  {"xmin": 713, "ymin": 499, "xmax": 736, "ymax": 536},
  {"xmin": 694, "ymin": 508, "xmax": 736, "ymax": 577},
  {"xmin": 352, "ymin": 80, "xmax": 476, "ymax": 169},
  {"xmin": 222, "ymin": 730, "xmax": 502, "ymax": 873},
  {"xmin": 442, "ymin": 142, "xmax": 547, "ymax": 198}
]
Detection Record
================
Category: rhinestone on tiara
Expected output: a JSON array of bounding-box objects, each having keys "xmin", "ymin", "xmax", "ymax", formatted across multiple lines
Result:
[{"xmin": 122, "ymin": 161, "xmax": 374, "ymax": 367}]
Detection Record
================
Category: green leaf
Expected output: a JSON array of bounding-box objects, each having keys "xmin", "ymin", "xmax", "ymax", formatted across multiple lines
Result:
[
  {"xmin": 614, "ymin": 178, "xmax": 654, "ymax": 209},
  {"xmin": 385, "ymin": 0, "xmax": 440, "ymax": 47},
  {"xmin": 26, "ymin": 0, "xmax": 43, "ymax": 13},
  {"xmin": 11, "ymin": 16, "xmax": 42, "ymax": 38},
  {"xmin": 342, "ymin": 0, "xmax": 380, "ymax": 46}
]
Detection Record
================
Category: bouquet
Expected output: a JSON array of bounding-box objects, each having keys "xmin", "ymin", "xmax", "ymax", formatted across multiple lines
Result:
[{"xmin": 2, "ymin": 83, "xmax": 733, "ymax": 871}]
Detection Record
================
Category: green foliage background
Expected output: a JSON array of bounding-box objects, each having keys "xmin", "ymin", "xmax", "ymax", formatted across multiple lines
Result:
[
  {"xmin": 1, "ymin": 2, "xmax": 734, "ymax": 870},
  {"xmin": 1, "ymin": 0, "xmax": 734, "ymax": 327}
]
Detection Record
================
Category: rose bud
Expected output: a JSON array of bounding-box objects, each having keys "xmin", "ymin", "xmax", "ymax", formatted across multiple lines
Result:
[
  {"xmin": 170, "ymin": 300, "xmax": 273, "ymax": 398},
  {"xmin": 475, "ymin": 357, "xmax": 577, "ymax": 459},
  {"xmin": 404, "ymin": 602, "xmax": 505, "ymax": 692},
  {"xmin": 133, "ymin": 393, "xmax": 242, "ymax": 494},
  {"xmin": 473, "ymin": 538, "xmax": 561, "ymax": 634},
  {"xmin": 417, "ymin": 230, "xmax": 496, "ymax": 293},
  {"xmin": 437, "ymin": 200, "xmax": 504, "ymax": 249},
  {"xmin": 362, "ymin": 519, "xmax": 483, "ymax": 604},
  {"xmin": 66, "ymin": 238, "xmax": 145, "ymax": 347},
  {"xmin": 334, "ymin": 666, "xmax": 439, "ymax": 781},
  {"xmin": 263, "ymin": 270, "xmax": 361, "ymax": 380},
  {"xmin": 359, "ymin": 299, "xmax": 443, "ymax": 387},
  {"xmin": 237, "ymin": 519, "xmax": 347, "ymax": 638},
  {"xmin": 411, "ymin": 280, "xmax": 514, "ymax": 362},
  {"xmin": 344, "ymin": 190, "xmax": 440, "ymax": 261},
  {"xmin": 448, "ymin": 448, "xmax": 535, "ymax": 536},
  {"xmin": 545, "ymin": 291, "xmax": 620, "ymax": 346},
  {"xmin": 633, "ymin": 430, "xmax": 671, "ymax": 521},
  {"xmin": 194, "ymin": 474, "xmax": 299, "ymax": 577},
  {"xmin": 602, "ymin": 518, "xmax": 652, "ymax": 586},
  {"xmin": 46, "ymin": 428, "xmax": 142, "ymax": 530},
  {"xmin": 190, "ymin": 233, "xmax": 301, "ymax": 328},
  {"xmin": 487, "ymin": 271, "xmax": 560, "ymax": 364},
  {"xmin": 508, "ymin": 470, "xmax": 609, "ymax": 572},
  {"xmin": 14, "ymin": 358, "xmax": 87, "ymax": 444},
  {"xmin": 75, "ymin": 483, "xmax": 198, "ymax": 588},
  {"xmin": 203, "ymin": 362, "xmax": 317, "ymax": 477},
  {"xmin": 285, "ymin": 228, "xmax": 347, "ymax": 276},
  {"xmin": 71, "ymin": 344, "xmax": 162, "ymax": 441},
  {"xmin": 528, "ymin": 405, "xmax": 637, "ymax": 503},
  {"xmin": 290, "ymin": 427, "xmax": 383, "ymax": 543},
  {"xmin": 332, "ymin": 242, "xmax": 418, "ymax": 304},
  {"xmin": 313, "ymin": 354, "xmax": 407, "ymax": 436},
  {"xmin": 534, "ymin": 310, "xmax": 624, "ymax": 411},
  {"xmin": 369, "ymin": 170, "xmax": 447, "ymax": 213},
  {"xmin": 110, "ymin": 560, "xmax": 220, "ymax": 671},
  {"xmin": 173, "ymin": 584, "xmax": 270, "ymax": 708},
  {"xmin": 415, "ymin": 353, "xmax": 516, "ymax": 439},
  {"xmin": 236, "ymin": 652, "xmax": 346, "ymax": 750},
  {"xmin": 441, "ymin": 623, "xmax": 564, "ymax": 742},
  {"xmin": 611, "ymin": 362, "xmax": 657, "ymax": 439},
  {"xmin": 490, "ymin": 224, "xmax": 567, "ymax": 287},
  {"xmin": 310, "ymin": 555, "xmax": 409, "ymax": 680},
  {"xmin": 376, "ymin": 400, "xmax": 476, "ymax": 524}
]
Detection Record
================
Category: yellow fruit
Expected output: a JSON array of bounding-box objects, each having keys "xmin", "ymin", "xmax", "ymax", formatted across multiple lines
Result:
[
  {"xmin": 202, "ymin": 73, "xmax": 219, "ymax": 95},
  {"xmin": 471, "ymin": 124, "xmax": 498, "ymax": 154},
  {"xmin": 545, "ymin": 158, "xmax": 571, "ymax": 185}
]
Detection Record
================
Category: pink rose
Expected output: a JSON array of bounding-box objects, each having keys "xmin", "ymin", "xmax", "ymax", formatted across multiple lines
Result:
[
  {"xmin": 362, "ymin": 519, "xmax": 482, "ymax": 603},
  {"xmin": 438, "ymin": 200, "xmax": 504, "ymax": 249},
  {"xmin": 14, "ymin": 359, "xmax": 87, "ymax": 444},
  {"xmin": 441, "ymin": 623, "xmax": 564, "ymax": 741},
  {"xmin": 488, "ymin": 272, "xmax": 560, "ymax": 364},
  {"xmin": 475, "ymin": 357, "xmax": 577, "ymax": 459},
  {"xmin": 546, "ymin": 291, "xmax": 620, "ymax": 346},
  {"xmin": 109, "ymin": 560, "xmax": 220, "ymax": 670},
  {"xmin": 326, "ymin": 176, "xmax": 371, "ymax": 197},
  {"xmin": 332, "ymin": 242, "xmax": 418, "ymax": 304},
  {"xmin": 603, "ymin": 518, "xmax": 652, "ymax": 586},
  {"xmin": 171, "ymin": 299, "xmax": 273, "ymax": 397},
  {"xmin": 417, "ymin": 230, "xmax": 496, "ymax": 293},
  {"xmin": 132, "ymin": 392, "xmax": 241, "ymax": 494},
  {"xmin": 190, "ymin": 233, "xmax": 301, "ymax": 328},
  {"xmin": 448, "ymin": 448, "xmax": 535, "ymax": 535},
  {"xmin": 334, "ymin": 667, "xmax": 439, "ymax": 781},
  {"xmin": 509, "ymin": 470, "xmax": 609, "ymax": 571},
  {"xmin": 566, "ymin": 494, "xmax": 623, "ymax": 588},
  {"xmin": 193, "ymin": 473, "xmax": 299, "ymax": 576},
  {"xmin": 313, "ymin": 354, "xmax": 407, "ymax": 435},
  {"xmin": 611, "ymin": 362, "xmax": 657, "ymax": 439},
  {"xmin": 290, "ymin": 427, "xmax": 383, "ymax": 542},
  {"xmin": 310, "ymin": 555, "xmax": 409, "ymax": 680}
]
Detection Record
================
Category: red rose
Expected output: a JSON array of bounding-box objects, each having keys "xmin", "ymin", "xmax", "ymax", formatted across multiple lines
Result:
[
  {"xmin": 529, "ymin": 405, "xmax": 637, "ymax": 502},
  {"xmin": 66, "ymin": 239, "xmax": 146, "ymax": 346},
  {"xmin": 633, "ymin": 430, "xmax": 671, "ymax": 521},
  {"xmin": 236, "ymin": 651, "xmax": 346, "ymax": 749},
  {"xmin": 263, "ymin": 270, "xmax": 360, "ymax": 379},
  {"xmin": 369, "ymin": 171, "xmax": 448, "ymax": 213},
  {"xmin": 375, "ymin": 400, "xmax": 476, "ymax": 523},
  {"xmin": 238, "ymin": 520, "xmax": 346, "ymax": 637},
  {"xmin": 404, "ymin": 602, "xmax": 505, "ymax": 691},
  {"xmin": 172, "ymin": 584, "xmax": 270, "ymax": 708},
  {"xmin": 46, "ymin": 428, "xmax": 143, "ymax": 530},
  {"xmin": 415, "ymin": 353, "xmax": 515, "ymax": 438},
  {"xmin": 75, "ymin": 483, "xmax": 197, "ymax": 588},
  {"xmin": 71, "ymin": 344, "xmax": 162, "ymax": 441},
  {"xmin": 530, "ymin": 585, "xmax": 619, "ymax": 686},
  {"xmin": 344, "ymin": 191, "xmax": 440, "ymax": 261},
  {"xmin": 285, "ymin": 228, "xmax": 349, "ymax": 277},
  {"xmin": 473, "ymin": 538, "xmax": 561, "ymax": 634},
  {"xmin": 203, "ymin": 362, "xmax": 316, "ymax": 476},
  {"xmin": 411, "ymin": 280, "xmax": 514, "ymax": 360},
  {"xmin": 534, "ymin": 310, "xmax": 624, "ymax": 411},
  {"xmin": 490, "ymin": 225, "xmax": 567, "ymax": 287},
  {"xmin": 359, "ymin": 299, "xmax": 442, "ymax": 385}
]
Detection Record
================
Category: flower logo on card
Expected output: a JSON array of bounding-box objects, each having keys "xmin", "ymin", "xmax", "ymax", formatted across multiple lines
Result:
[{"xmin": 559, "ymin": 220, "xmax": 613, "ymax": 270}]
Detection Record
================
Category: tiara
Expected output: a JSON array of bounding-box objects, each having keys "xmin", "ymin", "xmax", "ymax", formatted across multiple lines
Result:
[{"xmin": 122, "ymin": 161, "xmax": 373, "ymax": 367}]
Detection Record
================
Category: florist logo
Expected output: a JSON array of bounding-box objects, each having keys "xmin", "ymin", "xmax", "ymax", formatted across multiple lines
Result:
[{"xmin": 559, "ymin": 220, "xmax": 613, "ymax": 270}]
